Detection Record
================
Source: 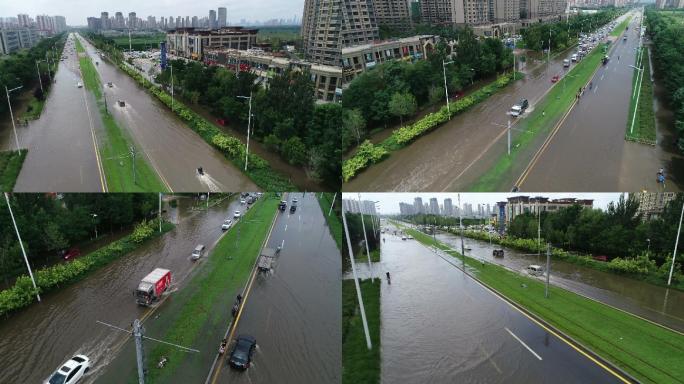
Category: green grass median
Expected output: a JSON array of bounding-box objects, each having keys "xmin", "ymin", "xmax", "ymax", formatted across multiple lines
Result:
[
  {"xmin": 626, "ymin": 46, "xmax": 656, "ymax": 144},
  {"xmin": 342, "ymin": 278, "xmax": 381, "ymax": 384},
  {"xmin": 141, "ymin": 195, "xmax": 279, "ymax": 383},
  {"xmin": 398, "ymin": 222, "xmax": 684, "ymax": 384},
  {"xmin": 75, "ymin": 38, "xmax": 168, "ymax": 192},
  {"xmin": 0, "ymin": 149, "xmax": 27, "ymax": 191}
]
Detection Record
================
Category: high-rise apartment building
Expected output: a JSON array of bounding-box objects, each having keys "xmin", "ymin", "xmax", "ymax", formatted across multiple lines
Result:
[
  {"xmin": 128, "ymin": 12, "xmax": 137, "ymax": 29},
  {"xmin": 100, "ymin": 12, "xmax": 109, "ymax": 30},
  {"xmin": 54, "ymin": 16, "xmax": 67, "ymax": 32},
  {"xmin": 429, "ymin": 198, "xmax": 439, "ymax": 215},
  {"xmin": 218, "ymin": 7, "xmax": 227, "ymax": 28},
  {"xmin": 209, "ymin": 10, "xmax": 217, "ymax": 29},
  {"xmin": 420, "ymin": 0, "xmax": 457, "ymax": 23},
  {"xmin": 414, "ymin": 197, "xmax": 424, "ymax": 214},
  {"xmin": 17, "ymin": 14, "xmax": 30, "ymax": 27},
  {"xmin": 302, "ymin": 0, "xmax": 379, "ymax": 66},
  {"xmin": 374, "ymin": 0, "xmax": 413, "ymax": 32},
  {"xmin": 631, "ymin": 193, "xmax": 678, "ymax": 221},
  {"xmin": 444, "ymin": 198, "xmax": 453, "ymax": 216},
  {"xmin": 36, "ymin": 15, "xmax": 55, "ymax": 34}
]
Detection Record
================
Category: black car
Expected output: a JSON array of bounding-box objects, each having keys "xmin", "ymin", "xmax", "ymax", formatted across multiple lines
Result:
[
  {"xmin": 229, "ymin": 335, "xmax": 256, "ymax": 370},
  {"xmin": 278, "ymin": 201, "xmax": 287, "ymax": 211},
  {"xmin": 290, "ymin": 205, "xmax": 297, "ymax": 213}
]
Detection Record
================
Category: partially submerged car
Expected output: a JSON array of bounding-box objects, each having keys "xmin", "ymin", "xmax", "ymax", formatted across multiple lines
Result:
[
  {"xmin": 44, "ymin": 355, "xmax": 90, "ymax": 384},
  {"xmin": 509, "ymin": 98, "xmax": 529, "ymax": 117},
  {"xmin": 229, "ymin": 335, "xmax": 256, "ymax": 370}
]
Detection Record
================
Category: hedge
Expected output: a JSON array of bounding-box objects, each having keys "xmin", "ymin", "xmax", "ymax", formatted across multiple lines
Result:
[
  {"xmin": 116, "ymin": 61, "xmax": 294, "ymax": 190},
  {"xmin": 342, "ymin": 73, "xmax": 518, "ymax": 182},
  {"xmin": 0, "ymin": 220, "xmax": 173, "ymax": 317}
]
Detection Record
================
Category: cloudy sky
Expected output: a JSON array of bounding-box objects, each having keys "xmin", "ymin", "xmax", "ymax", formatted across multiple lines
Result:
[
  {"xmin": 4, "ymin": 0, "xmax": 305, "ymax": 25},
  {"xmin": 345, "ymin": 193, "xmax": 624, "ymax": 214}
]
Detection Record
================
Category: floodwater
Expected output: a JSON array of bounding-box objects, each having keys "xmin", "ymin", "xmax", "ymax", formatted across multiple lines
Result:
[
  {"xmin": 522, "ymin": 10, "xmax": 683, "ymax": 192},
  {"xmin": 436, "ymin": 231, "xmax": 684, "ymax": 333},
  {"xmin": 0, "ymin": 195, "xmax": 242, "ymax": 383},
  {"xmin": 217, "ymin": 192, "xmax": 341, "ymax": 383},
  {"xmin": 376, "ymin": 223, "xmax": 623, "ymax": 383},
  {"xmin": 76, "ymin": 34, "xmax": 256, "ymax": 192},
  {"xmin": 6, "ymin": 34, "xmax": 104, "ymax": 192}
]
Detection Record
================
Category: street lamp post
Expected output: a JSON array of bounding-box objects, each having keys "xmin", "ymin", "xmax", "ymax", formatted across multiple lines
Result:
[
  {"xmin": 35, "ymin": 61, "xmax": 44, "ymax": 95},
  {"xmin": 4, "ymin": 193, "xmax": 41, "ymax": 302},
  {"xmin": 647, "ymin": 238, "xmax": 651, "ymax": 254},
  {"xmin": 91, "ymin": 213, "xmax": 98, "ymax": 239},
  {"xmin": 237, "ymin": 93, "xmax": 253, "ymax": 172},
  {"xmin": 170, "ymin": 64, "xmax": 174, "ymax": 111},
  {"xmin": 667, "ymin": 200, "xmax": 684, "ymax": 286},
  {"xmin": 442, "ymin": 59, "xmax": 454, "ymax": 118},
  {"xmin": 5, "ymin": 85, "xmax": 23, "ymax": 150},
  {"xmin": 628, "ymin": 64, "xmax": 644, "ymax": 136}
]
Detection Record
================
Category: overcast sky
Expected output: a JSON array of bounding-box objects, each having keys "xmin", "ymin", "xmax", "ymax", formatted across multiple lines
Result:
[
  {"xmin": 345, "ymin": 193, "xmax": 624, "ymax": 215},
  {"xmin": 3, "ymin": 0, "xmax": 305, "ymax": 25}
]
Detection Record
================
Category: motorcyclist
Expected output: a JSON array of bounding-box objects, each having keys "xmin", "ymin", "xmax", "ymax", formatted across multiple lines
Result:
[{"xmin": 589, "ymin": 81, "xmax": 593, "ymax": 89}]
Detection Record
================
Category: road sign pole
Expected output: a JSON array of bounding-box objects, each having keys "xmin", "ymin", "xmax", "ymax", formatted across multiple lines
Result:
[
  {"xmin": 667, "ymin": 200, "xmax": 684, "ymax": 286},
  {"xmin": 545, "ymin": 243, "xmax": 551, "ymax": 298},
  {"xmin": 133, "ymin": 319, "xmax": 145, "ymax": 384}
]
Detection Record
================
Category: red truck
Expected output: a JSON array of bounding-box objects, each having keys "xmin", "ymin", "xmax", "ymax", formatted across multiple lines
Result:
[{"xmin": 135, "ymin": 268, "xmax": 172, "ymax": 306}]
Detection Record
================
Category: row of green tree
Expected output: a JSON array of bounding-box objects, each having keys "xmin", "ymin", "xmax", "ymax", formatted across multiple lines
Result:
[
  {"xmin": 506, "ymin": 194, "xmax": 683, "ymax": 271},
  {"xmin": 0, "ymin": 33, "xmax": 66, "ymax": 118},
  {"xmin": 0, "ymin": 193, "xmax": 158, "ymax": 285},
  {"xmin": 341, "ymin": 27, "xmax": 513, "ymax": 152},
  {"xmin": 520, "ymin": 8, "xmax": 622, "ymax": 52},
  {"xmin": 155, "ymin": 60, "xmax": 340, "ymax": 189},
  {"xmin": 645, "ymin": 9, "xmax": 684, "ymax": 153}
]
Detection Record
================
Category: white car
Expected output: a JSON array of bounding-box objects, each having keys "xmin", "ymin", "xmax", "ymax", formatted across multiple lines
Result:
[
  {"xmin": 233, "ymin": 210, "xmax": 241, "ymax": 219},
  {"xmin": 221, "ymin": 219, "xmax": 233, "ymax": 230},
  {"xmin": 240, "ymin": 199, "xmax": 246, "ymax": 204},
  {"xmin": 76, "ymin": 82, "xmax": 83, "ymax": 88},
  {"xmin": 45, "ymin": 355, "xmax": 90, "ymax": 384}
]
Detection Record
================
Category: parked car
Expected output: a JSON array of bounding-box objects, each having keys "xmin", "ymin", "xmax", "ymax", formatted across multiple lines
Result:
[
  {"xmin": 221, "ymin": 219, "xmax": 233, "ymax": 230},
  {"xmin": 76, "ymin": 82, "xmax": 83, "ymax": 88},
  {"xmin": 61, "ymin": 248, "xmax": 81, "ymax": 261},
  {"xmin": 234, "ymin": 210, "xmax": 241, "ymax": 219},
  {"xmin": 240, "ymin": 199, "xmax": 246, "ymax": 205},
  {"xmin": 551, "ymin": 75, "xmax": 560, "ymax": 83},
  {"xmin": 191, "ymin": 244, "xmax": 205, "ymax": 260},
  {"xmin": 278, "ymin": 201, "xmax": 287, "ymax": 211},
  {"xmin": 563, "ymin": 59, "xmax": 570, "ymax": 67},
  {"xmin": 571, "ymin": 54, "xmax": 577, "ymax": 62},
  {"xmin": 44, "ymin": 355, "xmax": 90, "ymax": 384},
  {"xmin": 229, "ymin": 335, "xmax": 256, "ymax": 370},
  {"xmin": 510, "ymin": 98, "xmax": 529, "ymax": 117},
  {"xmin": 290, "ymin": 205, "xmax": 297, "ymax": 213}
]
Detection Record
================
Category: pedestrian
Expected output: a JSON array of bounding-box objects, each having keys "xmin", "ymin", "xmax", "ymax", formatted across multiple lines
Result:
[{"xmin": 386, "ymin": 271, "xmax": 391, "ymax": 282}]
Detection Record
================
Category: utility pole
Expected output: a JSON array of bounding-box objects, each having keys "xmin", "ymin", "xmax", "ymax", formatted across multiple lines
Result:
[
  {"xmin": 5, "ymin": 85, "xmax": 22, "ymax": 150},
  {"xmin": 158, "ymin": 193, "xmax": 162, "ymax": 233},
  {"xmin": 328, "ymin": 192, "xmax": 336, "ymax": 217},
  {"xmin": 442, "ymin": 59, "xmax": 454, "ymax": 118},
  {"xmin": 4, "ymin": 193, "xmax": 41, "ymax": 302},
  {"xmin": 170, "ymin": 65, "xmax": 174, "ymax": 111},
  {"xmin": 507, "ymin": 119, "xmax": 511, "ymax": 155},
  {"xmin": 237, "ymin": 93, "xmax": 253, "ymax": 171},
  {"xmin": 667, "ymin": 200, "xmax": 684, "ymax": 286},
  {"xmin": 545, "ymin": 243, "xmax": 551, "ymax": 298},
  {"xmin": 342, "ymin": 208, "xmax": 372, "ymax": 349},
  {"xmin": 358, "ymin": 194, "xmax": 374, "ymax": 280},
  {"xmin": 459, "ymin": 194, "xmax": 465, "ymax": 268},
  {"xmin": 537, "ymin": 201, "xmax": 541, "ymax": 261},
  {"xmin": 129, "ymin": 146, "xmax": 138, "ymax": 185}
]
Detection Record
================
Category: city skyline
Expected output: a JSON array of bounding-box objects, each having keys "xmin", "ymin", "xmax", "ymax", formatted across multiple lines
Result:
[
  {"xmin": 350, "ymin": 193, "xmax": 623, "ymax": 214},
  {"xmin": 4, "ymin": 0, "xmax": 304, "ymax": 26}
]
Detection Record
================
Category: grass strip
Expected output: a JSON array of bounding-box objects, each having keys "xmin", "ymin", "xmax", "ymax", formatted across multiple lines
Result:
[
  {"xmin": 142, "ymin": 195, "xmax": 280, "ymax": 383},
  {"xmin": 75, "ymin": 38, "xmax": 168, "ymax": 192},
  {"xmin": 318, "ymin": 192, "xmax": 342, "ymax": 250},
  {"xmin": 342, "ymin": 278, "xmax": 380, "ymax": 384},
  {"xmin": 355, "ymin": 248, "xmax": 380, "ymax": 263},
  {"xmin": 626, "ymin": 46, "xmax": 656, "ymax": 144},
  {"xmin": 342, "ymin": 73, "xmax": 520, "ymax": 182},
  {"xmin": 0, "ymin": 149, "xmax": 27, "ymax": 191},
  {"xmin": 397, "ymin": 221, "xmax": 684, "ymax": 384},
  {"xmin": 0, "ymin": 220, "xmax": 174, "ymax": 317}
]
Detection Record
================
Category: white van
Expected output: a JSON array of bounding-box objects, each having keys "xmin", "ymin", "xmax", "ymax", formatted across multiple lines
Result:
[
  {"xmin": 191, "ymin": 244, "xmax": 206, "ymax": 260},
  {"xmin": 526, "ymin": 265, "xmax": 544, "ymax": 276},
  {"xmin": 563, "ymin": 59, "xmax": 570, "ymax": 67}
]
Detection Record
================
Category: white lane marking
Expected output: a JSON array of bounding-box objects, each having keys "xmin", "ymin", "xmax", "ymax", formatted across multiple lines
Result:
[
  {"xmin": 284, "ymin": 224, "xmax": 288, "ymax": 232},
  {"xmin": 600, "ymin": 74, "xmax": 605, "ymax": 81},
  {"xmin": 593, "ymin": 86, "xmax": 599, "ymax": 94},
  {"xmin": 505, "ymin": 327, "xmax": 543, "ymax": 361},
  {"xmin": 280, "ymin": 239, "xmax": 284, "ymax": 249}
]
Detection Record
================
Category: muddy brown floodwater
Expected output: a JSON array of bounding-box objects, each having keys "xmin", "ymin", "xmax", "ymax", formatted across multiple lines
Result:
[{"xmin": 0, "ymin": 195, "xmax": 242, "ymax": 383}]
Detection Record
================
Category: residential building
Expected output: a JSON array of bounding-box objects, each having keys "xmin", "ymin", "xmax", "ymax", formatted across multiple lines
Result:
[
  {"xmin": 429, "ymin": 198, "xmax": 439, "ymax": 215},
  {"xmin": 115, "ymin": 12, "xmax": 125, "ymax": 29},
  {"xmin": 0, "ymin": 27, "xmax": 40, "ymax": 54},
  {"xmin": 444, "ymin": 198, "xmax": 453, "ymax": 216},
  {"xmin": 374, "ymin": 0, "xmax": 413, "ymax": 32},
  {"xmin": 420, "ymin": 0, "xmax": 457, "ymax": 23},
  {"xmin": 505, "ymin": 196, "xmax": 593, "ymax": 224},
  {"xmin": 192, "ymin": 16, "xmax": 199, "ymax": 28},
  {"xmin": 209, "ymin": 10, "xmax": 217, "ymax": 29},
  {"xmin": 87, "ymin": 17, "xmax": 101, "ymax": 30},
  {"xmin": 399, "ymin": 202, "xmax": 415, "ymax": 215},
  {"xmin": 343, "ymin": 199, "xmax": 378, "ymax": 215},
  {"xmin": 101, "ymin": 12, "xmax": 109, "ymax": 30},
  {"xmin": 167, "ymin": 27, "xmax": 258, "ymax": 60},
  {"xmin": 302, "ymin": 0, "xmax": 379, "ymax": 66},
  {"xmin": 414, "ymin": 197, "xmax": 424, "ymax": 214},
  {"xmin": 36, "ymin": 15, "xmax": 55, "ymax": 34},
  {"xmin": 17, "ymin": 14, "xmax": 30, "ymax": 27},
  {"xmin": 54, "ymin": 16, "xmax": 67, "ymax": 32},
  {"xmin": 129, "ymin": 12, "xmax": 137, "ymax": 29},
  {"xmin": 632, "ymin": 193, "xmax": 678, "ymax": 221},
  {"xmin": 203, "ymin": 48, "xmax": 342, "ymax": 102},
  {"xmin": 218, "ymin": 7, "xmax": 227, "ymax": 28},
  {"xmin": 341, "ymin": 34, "xmax": 436, "ymax": 82}
]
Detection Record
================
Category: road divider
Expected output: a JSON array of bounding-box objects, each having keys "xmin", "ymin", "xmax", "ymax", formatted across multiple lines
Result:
[{"xmin": 0, "ymin": 149, "xmax": 28, "ymax": 191}]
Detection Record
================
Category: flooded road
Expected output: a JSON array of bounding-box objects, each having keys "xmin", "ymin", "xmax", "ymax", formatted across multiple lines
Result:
[
  {"xmin": 0, "ymin": 195, "xmax": 242, "ymax": 383},
  {"xmin": 7, "ymin": 33, "xmax": 105, "ymax": 192},
  {"xmin": 437, "ymin": 231, "xmax": 684, "ymax": 333},
  {"xmin": 76, "ymin": 34, "xmax": 256, "ymax": 192},
  {"xmin": 216, "ymin": 192, "xmax": 341, "ymax": 384},
  {"xmin": 344, "ymin": 44, "xmax": 581, "ymax": 191},
  {"xmin": 521, "ymin": 10, "xmax": 683, "ymax": 192},
  {"xmin": 376, "ymin": 222, "xmax": 626, "ymax": 384}
]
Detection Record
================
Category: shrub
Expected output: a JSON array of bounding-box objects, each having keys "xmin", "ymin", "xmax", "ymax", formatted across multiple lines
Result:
[{"xmin": 131, "ymin": 219, "xmax": 155, "ymax": 243}]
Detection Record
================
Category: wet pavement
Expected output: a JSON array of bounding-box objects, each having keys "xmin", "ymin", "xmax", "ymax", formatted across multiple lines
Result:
[
  {"xmin": 375, "ymin": 222, "xmax": 626, "ymax": 383},
  {"xmin": 436, "ymin": 231, "xmax": 684, "ymax": 333},
  {"xmin": 7, "ymin": 34, "xmax": 105, "ymax": 192},
  {"xmin": 521, "ymin": 10, "xmax": 683, "ymax": 192},
  {"xmin": 77, "ymin": 34, "xmax": 257, "ymax": 192},
  {"xmin": 0, "ymin": 195, "xmax": 242, "ymax": 383},
  {"xmin": 214, "ymin": 192, "xmax": 341, "ymax": 384}
]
